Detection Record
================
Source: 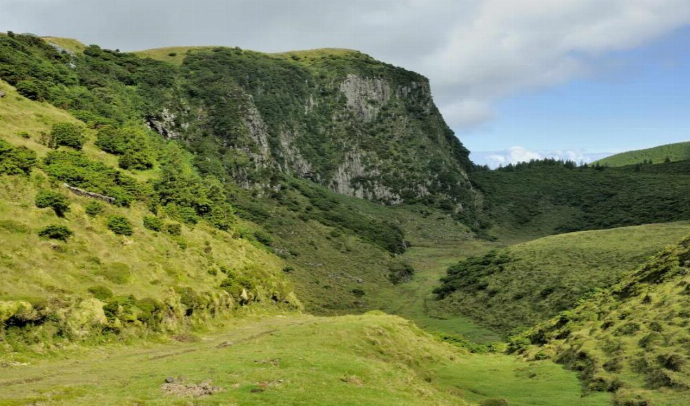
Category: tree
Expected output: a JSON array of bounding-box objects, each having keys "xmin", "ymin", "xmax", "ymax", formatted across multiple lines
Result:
[{"xmin": 35, "ymin": 189, "xmax": 70, "ymax": 217}]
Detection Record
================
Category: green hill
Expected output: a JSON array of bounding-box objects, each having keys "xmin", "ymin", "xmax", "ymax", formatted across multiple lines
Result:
[
  {"xmin": 471, "ymin": 160, "xmax": 690, "ymax": 239},
  {"xmin": 516, "ymin": 234, "xmax": 690, "ymax": 406},
  {"xmin": 594, "ymin": 141, "xmax": 690, "ymax": 167},
  {"xmin": 433, "ymin": 223, "xmax": 690, "ymax": 336}
]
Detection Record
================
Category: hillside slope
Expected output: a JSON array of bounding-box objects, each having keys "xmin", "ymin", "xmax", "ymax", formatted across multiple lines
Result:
[
  {"xmin": 472, "ymin": 160, "xmax": 690, "ymax": 238},
  {"xmin": 595, "ymin": 141, "xmax": 690, "ymax": 167},
  {"xmin": 433, "ymin": 223, "xmax": 690, "ymax": 335},
  {"xmin": 517, "ymin": 234, "xmax": 690, "ymax": 406},
  {"xmin": 0, "ymin": 33, "xmax": 476, "ymax": 211}
]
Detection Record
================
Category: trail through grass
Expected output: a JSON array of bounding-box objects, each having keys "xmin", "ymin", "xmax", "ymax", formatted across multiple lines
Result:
[{"xmin": 0, "ymin": 314, "xmax": 611, "ymax": 406}]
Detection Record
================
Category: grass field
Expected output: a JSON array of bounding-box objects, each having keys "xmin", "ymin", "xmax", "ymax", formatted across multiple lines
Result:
[{"xmin": 0, "ymin": 313, "xmax": 611, "ymax": 406}]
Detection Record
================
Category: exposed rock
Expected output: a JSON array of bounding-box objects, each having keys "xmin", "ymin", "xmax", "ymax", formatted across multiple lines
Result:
[
  {"xmin": 0, "ymin": 90, "xmax": 5, "ymax": 98},
  {"xmin": 339, "ymin": 74, "xmax": 391, "ymax": 122},
  {"xmin": 162, "ymin": 379, "xmax": 224, "ymax": 397},
  {"xmin": 147, "ymin": 108, "xmax": 181, "ymax": 139},
  {"xmin": 63, "ymin": 183, "xmax": 115, "ymax": 204}
]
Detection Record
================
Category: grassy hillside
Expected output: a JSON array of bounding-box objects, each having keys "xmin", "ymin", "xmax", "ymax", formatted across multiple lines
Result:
[
  {"xmin": 472, "ymin": 160, "xmax": 690, "ymax": 239},
  {"xmin": 0, "ymin": 313, "xmax": 612, "ymax": 406},
  {"xmin": 434, "ymin": 223, "xmax": 690, "ymax": 336},
  {"xmin": 595, "ymin": 141, "xmax": 690, "ymax": 167},
  {"xmin": 516, "ymin": 235, "xmax": 690, "ymax": 406}
]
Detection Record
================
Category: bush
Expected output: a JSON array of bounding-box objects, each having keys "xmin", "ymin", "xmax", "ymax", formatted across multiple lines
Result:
[
  {"xmin": 38, "ymin": 225, "xmax": 73, "ymax": 241},
  {"xmin": 143, "ymin": 216, "xmax": 163, "ymax": 232},
  {"xmin": 35, "ymin": 189, "xmax": 70, "ymax": 217},
  {"xmin": 84, "ymin": 201, "xmax": 103, "ymax": 217},
  {"xmin": 50, "ymin": 123, "xmax": 85, "ymax": 150},
  {"xmin": 0, "ymin": 139, "xmax": 36, "ymax": 175},
  {"xmin": 254, "ymin": 230, "xmax": 272, "ymax": 246},
  {"xmin": 164, "ymin": 222, "xmax": 182, "ymax": 236},
  {"xmin": 388, "ymin": 262, "xmax": 415, "ymax": 284},
  {"xmin": 352, "ymin": 288, "xmax": 365, "ymax": 297},
  {"xmin": 15, "ymin": 80, "xmax": 49, "ymax": 101},
  {"xmin": 88, "ymin": 285, "xmax": 114, "ymax": 300},
  {"xmin": 96, "ymin": 126, "xmax": 155, "ymax": 170},
  {"xmin": 107, "ymin": 215, "xmax": 133, "ymax": 236}
]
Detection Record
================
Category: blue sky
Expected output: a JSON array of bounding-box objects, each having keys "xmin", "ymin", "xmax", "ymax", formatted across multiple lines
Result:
[{"xmin": 466, "ymin": 26, "xmax": 690, "ymax": 166}]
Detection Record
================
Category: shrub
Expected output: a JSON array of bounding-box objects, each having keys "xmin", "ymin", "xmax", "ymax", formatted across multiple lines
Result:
[
  {"xmin": 164, "ymin": 222, "xmax": 182, "ymax": 236},
  {"xmin": 95, "ymin": 126, "xmax": 126, "ymax": 154},
  {"xmin": 107, "ymin": 215, "xmax": 133, "ymax": 236},
  {"xmin": 88, "ymin": 285, "xmax": 114, "ymax": 300},
  {"xmin": 35, "ymin": 189, "xmax": 70, "ymax": 217},
  {"xmin": 388, "ymin": 262, "xmax": 415, "ymax": 284},
  {"xmin": 96, "ymin": 126, "xmax": 155, "ymax": 170},
  {"xmin": 50, "ymin": 123, "xmax": 85, "ymax": 150},
  {"xmin": 38, "ymin": 225, "xmax": 73, "ymax": 241},
  {"xmin": 0, "ymin": 139, "xmax": 36, "ymax": 175},
  {"xmin": 15, "ymin": 80, "xmax": 49, "ymax": 101},
  {"xmin": 143, "ymin": 216, "xmax": 163, "ymax": 232},
  {"xmin": 254, "ymin": 230, "xmax": 272, "ymax": 246},
  {"xmin": 352, "ymin": 288, "xmax": 365, "ymax": 297},
  {"xmin": 84, "ymin": 201, "xmax": 103, "ymax": 217},
  {"xmin": 42, "ymin": 150, "xmax": 140, "ymax": 207}
]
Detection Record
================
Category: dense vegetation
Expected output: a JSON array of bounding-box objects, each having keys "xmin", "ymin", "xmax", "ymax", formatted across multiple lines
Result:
[
  {"xmin": 434, "ymin": 223, "xmax": 690, "ymax": 336},
  {"xmin": 595, "ymin": 141, "xmax": 690, "ymax": 167},
  {"xmin": 472, "ymin": 159, "xmax": 690, "ymax": 238},
  {"xmin": 516, "ymin": 235, "xmax": 690, "ymax": 406}
]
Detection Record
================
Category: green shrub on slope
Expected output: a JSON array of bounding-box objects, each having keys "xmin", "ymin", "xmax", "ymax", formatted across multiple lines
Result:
[
  {"xmin": 35, "ymin": 189, "xmax": 70, "ymax": 217},
  {"xmin": 0, "ymin": 139, "xmax": 36, "ymax": 175}
]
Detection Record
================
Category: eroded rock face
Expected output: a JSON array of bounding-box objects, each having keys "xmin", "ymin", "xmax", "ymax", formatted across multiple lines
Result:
[
  {"xmin": 148, "ymin": 50, "xmax": 474, "ymax": 207},
  {"xmin": 339, "ymin": 74, "xmax": 391, "ymax": 122}
]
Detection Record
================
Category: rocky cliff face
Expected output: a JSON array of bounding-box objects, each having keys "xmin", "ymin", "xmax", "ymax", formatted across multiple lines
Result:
[{"xmin": 150, "ymin": 48, "xmax": 475, "ymax": 209}]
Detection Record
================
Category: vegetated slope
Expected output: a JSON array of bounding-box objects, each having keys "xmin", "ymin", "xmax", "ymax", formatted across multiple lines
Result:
[
  {"xmin": 0, "ymin": 33, "xmax": 476, "ymax": 213},
  {"xmin": 515, "ymin": 234, "xmax": 690, "ymax": 406},
  {"xmin": 471, "ymin": 160, "xmax": 690, "ymax": 238},
  {"xmin": 433, "ymin": 223, "xmax": 690, "ymax": 336},
  {"xmin": 0, "ymin": 32, "xmax": 465, "ymax": 315},
  {"xmin": 0, "ymin": 79, "xmax": 302, "ymax": 353},
  {"xmin": 0, "ymin": 313, "xmax": 612, "ymax": 406},
  {"xmin": 594, "ymin": 141, "xmax": 690, "ymax": 167}
]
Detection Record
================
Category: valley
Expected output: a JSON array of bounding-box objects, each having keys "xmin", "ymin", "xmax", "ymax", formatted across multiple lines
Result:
[{"xmin": 1, "ymin": 32, "xmax": 690, "ymax": 405}]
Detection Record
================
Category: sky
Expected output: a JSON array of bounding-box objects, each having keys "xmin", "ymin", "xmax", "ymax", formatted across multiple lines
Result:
[{"xmin": 2, "ymin": 0, "xmax": 690, "ymax": 167}]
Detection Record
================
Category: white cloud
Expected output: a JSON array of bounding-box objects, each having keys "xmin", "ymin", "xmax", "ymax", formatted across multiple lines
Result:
[
  {"xmin": 1, "ymin": 0, "xmax": 690, "ymax": 130},
  {"xmin": 472, "ymin": 147, "xmax": 613, "ymax": 168}
]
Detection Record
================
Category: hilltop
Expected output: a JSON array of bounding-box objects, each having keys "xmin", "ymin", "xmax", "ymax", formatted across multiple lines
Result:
[{"xmin": 594, "ymin": 141, "xmax": 690, "ymax": 167}]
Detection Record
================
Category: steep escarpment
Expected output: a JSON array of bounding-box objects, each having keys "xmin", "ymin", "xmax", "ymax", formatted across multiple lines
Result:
[{"xmin": 147, "ymin": 47, "xmax": 474, "ymax": 208}]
